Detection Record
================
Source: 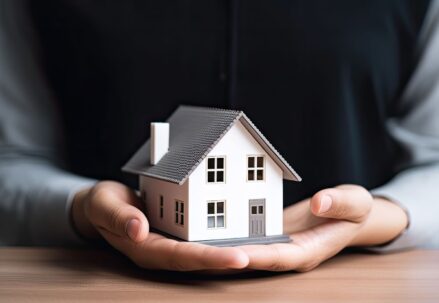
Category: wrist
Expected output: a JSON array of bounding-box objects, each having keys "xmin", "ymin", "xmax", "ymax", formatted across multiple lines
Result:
[
  {"xmin": 71, "ymin": 187, "xmax": 100, "ymax": 240},
  {"xmin": 349, "ymin": 196, "xmax": 408, "ymax": 247}
]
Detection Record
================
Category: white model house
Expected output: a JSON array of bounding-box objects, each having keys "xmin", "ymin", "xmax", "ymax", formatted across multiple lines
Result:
[{"xmin": 123, "ymin": 106, "xmax": 301, "ymax": 246}]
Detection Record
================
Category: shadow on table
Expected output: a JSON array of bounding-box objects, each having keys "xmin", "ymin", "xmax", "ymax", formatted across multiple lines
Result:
[{"xmin": 44, "ymin": 246, "xmax": 299, "ymax": 288}]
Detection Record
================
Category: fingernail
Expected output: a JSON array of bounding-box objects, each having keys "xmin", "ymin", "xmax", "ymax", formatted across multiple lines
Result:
[
  {"xmin": 319, "ymin": 195, "xmax": 332, "ymax": 213},
  {"xmin": 126, "ymin": 219, "xmax": 140, "ymax": 241}
]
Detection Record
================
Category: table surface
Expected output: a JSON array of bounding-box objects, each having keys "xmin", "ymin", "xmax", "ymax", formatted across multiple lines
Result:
[{"xmin": 1, "ymin": 247, "xmax": 438, "ymax": 303}]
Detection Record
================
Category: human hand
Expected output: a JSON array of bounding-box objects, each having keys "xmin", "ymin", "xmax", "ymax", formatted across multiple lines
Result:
[
  {"xmin": 238, "ymin": 185, "xmax": 408, "ymax": 272},
  {"xmin": 71, "ymin": 181, "xmax": 249, "ymax": 271}
]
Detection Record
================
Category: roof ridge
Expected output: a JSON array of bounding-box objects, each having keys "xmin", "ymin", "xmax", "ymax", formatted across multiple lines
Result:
[
  {"xmin": 122, "ymin": 105, "xmax": 301, "ymax": 183},
  {"xmin": 178, "ymin": 104, "xmax": 243, "ymax": 115}
]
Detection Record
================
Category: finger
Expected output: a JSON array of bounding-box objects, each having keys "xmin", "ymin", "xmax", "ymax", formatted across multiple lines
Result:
[
  {"xmin": 283, "ymin": 199, "xmax": 328, "ymax": 234},
  {"xmin": 101, "ymin": 231, "xmax": 249, "ymax": 271},
  {"xmin": 238, "ymin": 242, "xmax": 300, "ymax": 272},
  {"xmin": 84, "ymin": 182, "xmax": 149, "ymax": 242},
  {"xmin": 310, "ymin": 185, "xmax": 372, "ymax": 222}
]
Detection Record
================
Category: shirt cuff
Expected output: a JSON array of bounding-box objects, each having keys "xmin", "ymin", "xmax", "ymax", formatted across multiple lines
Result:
[
  {"xmin": 366, "ymin": 166, "xmax": 439, "ymax": 252},
  {"xmin": 29, "ymin": 172, "xmax": 96, "ymax": 246}
]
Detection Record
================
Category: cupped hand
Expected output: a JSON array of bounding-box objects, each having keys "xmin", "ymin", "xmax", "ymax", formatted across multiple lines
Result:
[
  {"xmin": 237, "ymin": 185, "xmax": 408, "ymax": 272},
  {"xmin": 71, "ymin": 181, "xmax": 249, "ymax": 271}
]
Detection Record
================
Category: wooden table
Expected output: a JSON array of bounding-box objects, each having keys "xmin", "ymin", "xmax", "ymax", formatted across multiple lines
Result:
[{"xmin": 1, "ymin": 248, "xmax": 438, "ymax": 302}]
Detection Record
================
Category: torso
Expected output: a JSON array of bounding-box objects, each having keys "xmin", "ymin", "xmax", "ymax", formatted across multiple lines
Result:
[{"xmin": 29, "ymin": 0, "xmax": 430, "ymax": 204}]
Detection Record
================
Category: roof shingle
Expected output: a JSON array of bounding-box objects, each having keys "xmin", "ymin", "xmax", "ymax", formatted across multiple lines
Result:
[{"xmin": 122, "ymin": 105, "xmax": 301, "ymax": 184}]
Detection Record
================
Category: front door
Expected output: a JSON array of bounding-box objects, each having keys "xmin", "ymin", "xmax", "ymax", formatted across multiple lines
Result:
[{"xmin": 249, "ymin": 199, "xmax": 265, "ymax": 237}]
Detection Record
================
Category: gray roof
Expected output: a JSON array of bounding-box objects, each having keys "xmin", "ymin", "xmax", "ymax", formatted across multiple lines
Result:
[{"xmin": 122, "ymin": 105, "xmax": 301, "ymax": 185}]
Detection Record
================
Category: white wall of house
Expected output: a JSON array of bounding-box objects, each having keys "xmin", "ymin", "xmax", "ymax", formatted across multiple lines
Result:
[
  {"xmin": 187, "ymin": 120, "xmax": 284, "ymax": 241},
  {"xmin": 139, "ymin": 175, "xmax": 189, "ymax": 240}
]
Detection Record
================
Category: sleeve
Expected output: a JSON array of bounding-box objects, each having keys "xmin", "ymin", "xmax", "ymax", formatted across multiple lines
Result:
[
  {"xmin": 0, "ymin": 1, "xmax": 96, "ymax": 246},
  {"xmin": 369, "ymin": 0, "xmax": 439, "ymax": 251}
]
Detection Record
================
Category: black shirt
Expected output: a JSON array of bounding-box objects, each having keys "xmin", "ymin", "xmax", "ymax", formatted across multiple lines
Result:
[{"xmin": 29, "ymin": 0, "xmax": 430, "ymax": 205}]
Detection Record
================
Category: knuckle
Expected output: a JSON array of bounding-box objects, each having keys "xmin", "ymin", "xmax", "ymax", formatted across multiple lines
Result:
[
  {"xmin": 332, "ymin": 204, "xmax": 349, "ymax": 218},
  {"xmin": 363, "ymin": 195, "xmax": 373, "ymax": 213},
  {"xmin": 89, "ymin": 183, "xmax": 110, "ymax": 202},
  {"xmin": 108, "ymin": 206, "xmax": 125, "ymax": 231},
  {"xmin": 83, "ymin": 192, "xmax": 103, "ymax": 220},
  {"xmin": 335, "ymin": 184, "xmax": 361, "ymax": 191},
  {"xmin": 295, "ymin": 256, "xmax": 321, "ymax": 272},
  {"xmin": 130, "ymin": 254, "xmax": 150, "ymax": 269},
  {"xmin": 266, "ymin": 246, "xmax": 291, "ymax": 272},
  {"xmin": 296, "ymin": 261, "xmax": 319, "ymax": 273},
  {"xmin": 169, "ymin": 259, "xmax": 189, "ymax": 271},
  {"xmin": 267, "ymin": 262, "xmax": 291, "ymax": 272},
  {"xmin": 168, "ymin": 243, "xmax": 190, "ymax": 271}
]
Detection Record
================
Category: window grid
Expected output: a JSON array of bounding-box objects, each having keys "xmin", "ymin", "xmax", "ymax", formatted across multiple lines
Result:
[
  {"xmin": 175, "ymin": 200, "xmax": 184, "ymax": 226},
  {"xmin": 207, "ymin": 156, "xmax": 226, "ymax": 183},
  {"xmin": 247, "ymin": 156, "xmax": 265, "ymax": 181},
  {"xmin": 207, "ymin": 201, "xmax": 225, "ymax": 229},
  {"xmin": 159, "ymin": 195, "xmax": 164, "ymax": 219},
  {"xmin": 251, "ymin": 205, "xmax": 264, "ymax": 214}
]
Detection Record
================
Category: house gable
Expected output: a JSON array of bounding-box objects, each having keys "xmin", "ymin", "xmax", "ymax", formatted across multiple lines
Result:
[
  {"xmin": 122, "ymin": 106, "xmax": 301, "ymax": 184},
  {"xmin": 186, "ymin": 120, "xmax": 284, "ymax": 241}
]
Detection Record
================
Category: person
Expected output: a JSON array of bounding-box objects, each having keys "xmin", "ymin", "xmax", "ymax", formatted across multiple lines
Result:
[{"xmin": 1, "ymin": 0, "xmax": 438, "ymax": 272}]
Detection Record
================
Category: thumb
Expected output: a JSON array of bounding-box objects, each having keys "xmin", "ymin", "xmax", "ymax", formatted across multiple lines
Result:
[
  {"xmin": 85, "ymin": 182, "xmax": 149, "ymax": 242},
  {"xmin": 310, "ymin": 185, "xmax": 372, "ymax": 222}
]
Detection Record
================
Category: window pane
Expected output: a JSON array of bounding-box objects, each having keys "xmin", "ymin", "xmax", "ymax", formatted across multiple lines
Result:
[
  {"xmin": 175, "ymin": 213, "xmax": 178, "ymax": 223},
  {"xmin": 208, "ymin": 158, "xmax": 215, "ymax": 169},
  {"xmin": 257, "ymin": 169, "xmax": 264, "ymax": 180},
  {"xmin": 180, "ymin": 203, "xmax": 184, "ymax": 213},
  {"xmin": 217, "ymin": 202, "xmax": 224, "ymax": 213},
  {"xmin": 208, "ymin": 203, "xmax": 215, "ymax": 214},
  {"xmin": 208, "ymin": 171, "xmax": 215, "ymax": 182},
  {"xmin": 248, "ymin": 170, "xmax": 254, "ymax": 180},
  {"xmin": 216, "ymin": 171, "xmax": 224, "ymax": 182},
  {"xmin": 180, "ymin": 214, "xmax": 184, "ymax": 225},
  {"xmin": 257, "ymin": 156, "xmax": 264, "ymax": 168},
  {"xmin": 248, "ymin": 157, "xmax": 255, "ymax": 168},
  {"xmin": 160, "ymin": 195, "xmax": 163, "ymax": 205},
  {"xmin": 208, "ymin": 216, "xmax": 215, "ymax": 228},
  {"xmin": 217, "ymin": 215, "xmax": 225, "ymax": 227},
  {"xmin": 160, "ymin": 208, "xmax": 163, "ymax": 218},
  {"xmin": 252, "ymin": 206, "xmax": 257, "ymax": 214},
  {"xmin": 217, "ymin": 157, "xmax": 224, "ymax": 169},
  {"xmin": 258, "ymin": 205, "xmax": 264, "ymax": 214},
  {"xmin": 175, "ymin": 201, "xmax": 178, "ymax": 211}
]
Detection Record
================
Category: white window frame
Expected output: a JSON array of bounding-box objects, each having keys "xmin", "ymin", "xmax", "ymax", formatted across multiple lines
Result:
[
  {"xmin": 175, "ymin": 200, "xmax": 184, "ymax": 226},
  {"xmin": 206, "ymin": 156, "xmax": 226, "ymax": 184},
  {"xmin": 207, "ymin": 200, "xmax": 226, "ymax": 229},
  {"xmin": 247, "ymin": 155, "xmax": 265, "ymax": 181}
]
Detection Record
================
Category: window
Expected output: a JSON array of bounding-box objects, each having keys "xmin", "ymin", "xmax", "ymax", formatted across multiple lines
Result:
[
  {"xmin": 175, "ymin": 200, "xmax": 184, "ymax": 225},
  {"xmin": 247, "ymin": 155, "xmax": 265, "ymax": 181},
  {"xmin": 159, "ymin": 195, "xmax": 164, "ymax": 219},
  {"xmin": 251, "ymin": 205, "xmax": 264, "ymax": 215},
  {"xmin": 207, "ymin": 156, "xmax": 225, "ymax": 183},
  {"xmin": 207, "ymin": 201, "xmax": 225, "ymax": 228}
]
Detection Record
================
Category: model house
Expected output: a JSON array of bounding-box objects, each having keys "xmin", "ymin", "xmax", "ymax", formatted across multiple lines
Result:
[{"xmin": 122, "ymin": 106, "xmax": 301, "ymax": 246}]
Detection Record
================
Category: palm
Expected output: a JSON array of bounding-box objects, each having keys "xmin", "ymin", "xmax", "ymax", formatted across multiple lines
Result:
[
  {"xmin": 100, "ymin": 222, "xmax": 249, "ymax": 271},
  {"xmin": 237, "ymin": 198, "xmax": 363, "ymax": 272},
  {"xmin": 84, "ymin": 182, "xmax": 376, "ymax": 272}
]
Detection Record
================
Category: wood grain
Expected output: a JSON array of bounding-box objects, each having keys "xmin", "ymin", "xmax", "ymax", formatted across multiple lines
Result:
[{"xmin": 0, "ymin": 247, "xmax": 438, "ymax": 303}]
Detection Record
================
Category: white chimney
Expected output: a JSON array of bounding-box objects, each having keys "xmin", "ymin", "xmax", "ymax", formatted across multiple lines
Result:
[{"xmin": 150, "ymin": 122, "xmax": 169, "ymax": 165}]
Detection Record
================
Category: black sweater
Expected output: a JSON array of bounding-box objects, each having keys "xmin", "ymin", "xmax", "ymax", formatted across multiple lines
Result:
[{"xmin": 29, "ymin": 0, "xmax": 430, "ymax": 204}]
